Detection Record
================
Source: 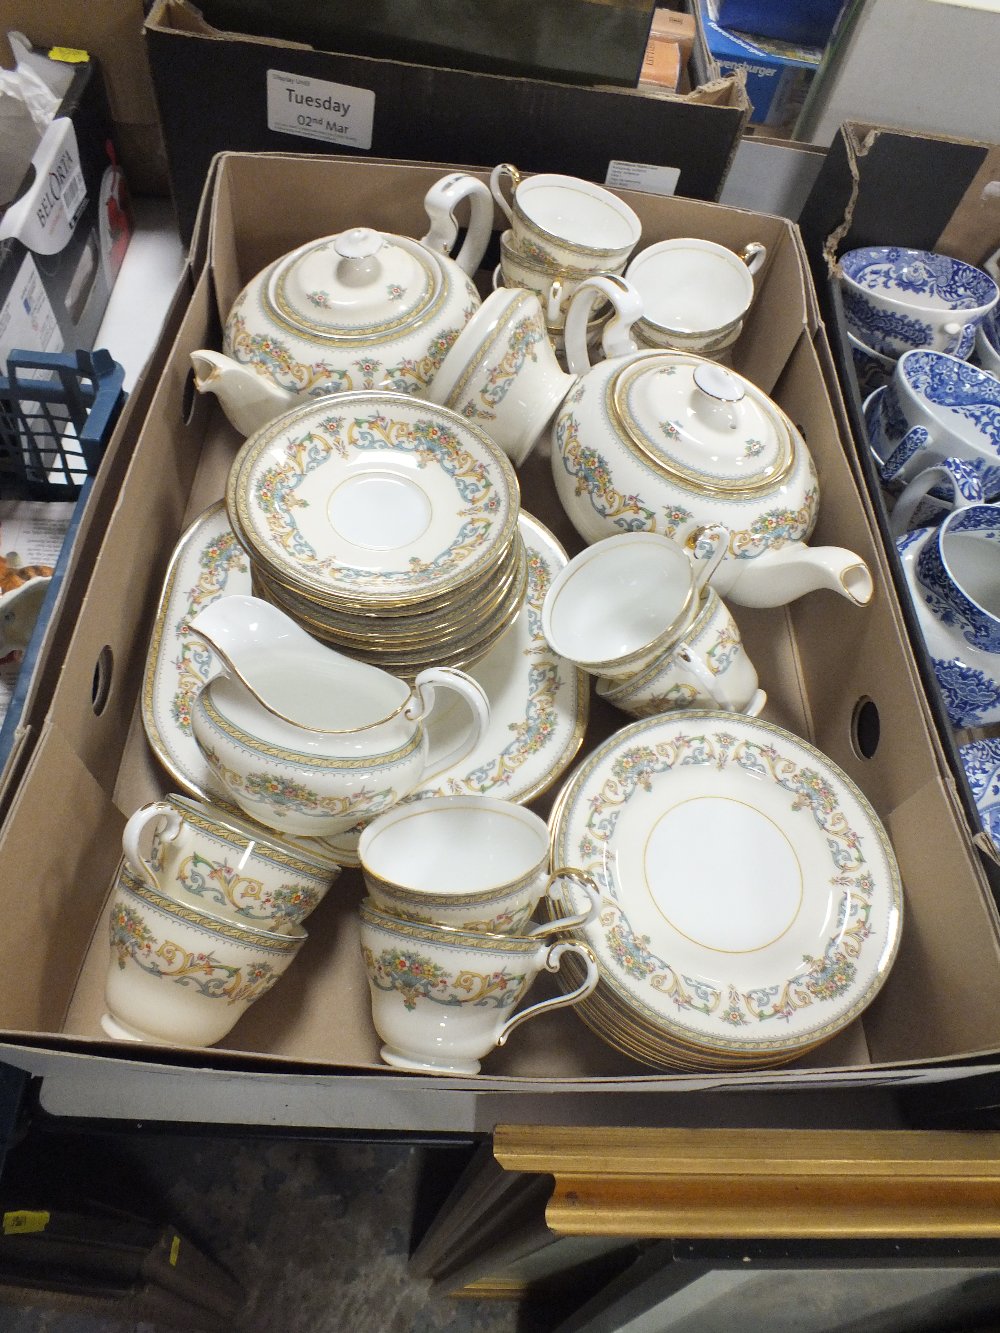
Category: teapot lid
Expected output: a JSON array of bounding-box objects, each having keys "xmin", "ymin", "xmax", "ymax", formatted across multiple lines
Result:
[
  {"xmin": 264, "ymin": 228, "xmax": 445, "ymax": 341},
  {"xmin": 608, "ymin": 354, "xmax": 795, "ymax": 495}
]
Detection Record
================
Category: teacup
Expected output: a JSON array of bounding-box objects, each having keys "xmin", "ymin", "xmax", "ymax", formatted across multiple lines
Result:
[
  {"xmin": 863, "ymin": 351, "xmax": 1000, "ymax": 497},
  {"xmin": 122, "ymin": 792, "xmax": 340, "ymax": 932},
  {"xmin": 496, "ymin": 229, "xmax": 617, "ymax": 319},
  {"xmin": 359, "ymin": 898, "xmax": 599, "ymax": 1074},
  {"xmin": 427, "ymin": 279, "xmax": 640, "ymax": 466},
  {"xmin": 887, "ymin": 455, "xmax": 988, "ymax": 537},
  {"xmin": 840, "ymin": 246, "xmax": 998, "ymax": 359},
  {"xmin": 358, "ymin": 795, "xmax": 600, "ymax": 934},
  {"xmin": 103, "ymin": 862, "xmax": 307, "ymax": 1048},
  {"xmin": 899, "ymin": 504, "xmax": 1000, "ymax": 728},
  {"xmin": 490, "ymin": 164, "xmax": 641, "ymax": 274},
  {"xmin": 625, "ymin": 237, "xmax": 765, "ymax": 349},
  {"xmin": 976, "ymin": 308, "xmax": 1000, "ymax": 378},
  {"xmin": 540, "ymin": 528, "xmax": 729, "ymax": 683},
  {"xmin": 596, "ymin": 586, "xmax": 765, "ymax": 718}
]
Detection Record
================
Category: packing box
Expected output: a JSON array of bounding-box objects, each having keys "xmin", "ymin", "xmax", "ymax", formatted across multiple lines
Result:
[
  {"xmin": 715, "ymin": 0, "xmax": 844, "ymax": 48},
  {"xmin": 798, "ymin": 122, "xmax": 1000, "ymax": 880},
  {"xmin": 0, "ymin": 49, "xmax": 132, "ymax": 372},
  {"xmin": 1, "ymin": 152, "xmax": 999, "ymax": 1134},
  {"xmin": 700, "ymin": 1, "xmax": 823, "ymax": 129},
  {"xmin": 142, "ymin": 0, "xmax": 750, "ymax": 246}
]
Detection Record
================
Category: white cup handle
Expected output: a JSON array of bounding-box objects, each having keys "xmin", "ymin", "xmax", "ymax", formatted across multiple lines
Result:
[
  {"xmin": 527, "ymin": 867, "xmax": 601, "ymax": 937},
  {"xmin": 564, "ymin": 274, "xmax": 643, "ymax": 375},
  {"xmin": 489, "ymin": 162, "xmax": 519, "ymax": 226},
  {"xmin": 121, "ymin": 800, "xmax": 183, "ymax": 890},
  {"xmin": 496, "ymin": 940, "xmax": 600, "ymax": 1048},
  {"xmin": 890, "ymin": 457, "xmax": 986, "ymax": 537},
  {"xmin": 741, "ymin": 241, "xmax": 767, "ymax": 276},
  {"xmin": 420, "ymin": 172, "xmax": 494, "ymax": 277},
  {"xmin": 691, "ymin": 524, "xmax": 731, "ymax": 594},
  {"xmin": 408, "ymin": 667, "xmax": 490, "ymax": 784}
]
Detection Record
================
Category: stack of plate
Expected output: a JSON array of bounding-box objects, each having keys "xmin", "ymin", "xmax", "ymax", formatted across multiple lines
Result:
[
  {"xmin": 545, "ymin": 711, "xmax": 904, "ymax": 1072},
  {"xmin": 225, "ymin": 391, "xmax": 526, "ymax": 678}
]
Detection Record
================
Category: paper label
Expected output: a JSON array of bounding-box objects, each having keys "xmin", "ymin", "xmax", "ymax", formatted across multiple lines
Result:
[
  {"xmin": 266, "ymin": 70, "xmax": 374, "ymax": 149},
  {"xmin": 605, "ymin": 161, "xmax": 681, "ymax": 198},
  {"xmin": 3, "ymin": 1210, "xmax": 50, "ymax": 1235}
]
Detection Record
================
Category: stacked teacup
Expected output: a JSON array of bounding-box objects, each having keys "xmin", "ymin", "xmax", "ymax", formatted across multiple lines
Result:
[
  {"xmin": 103, "ymin": 793, "xmax": 340, "ymax": 1047},
  {"xmin": 624, "ymin": 237, "xmax": 767, "ymax": 363},
  {"xmin": 356, "ymin": 795, "xmax": 601, "ymax": 1074},
  {"xmin": 488, "ymin": 163, "xmax": 643, "ymax": 366},
  {"xmin": 841, "ymin": 245, "xmax": 999, "ymax": 397},
  {"xmin": 541, "ymin": 528, "xmax": 765, "ymax": 721}
]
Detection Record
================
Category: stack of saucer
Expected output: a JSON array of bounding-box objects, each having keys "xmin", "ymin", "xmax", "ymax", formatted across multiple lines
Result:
[
  {"xmin": 544, "ymin": 711, "xmax": 904, "ymax": 1072},
  {"xmin": 225, "ymin": 391, "xmax": 526, "ymax": 677}
]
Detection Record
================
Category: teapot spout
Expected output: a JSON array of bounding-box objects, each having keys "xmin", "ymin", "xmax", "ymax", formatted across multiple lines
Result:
[
  {"xmin": 190, "ymin": 350, "xmax": 299, "ymax": 437},
  {"xmin": 709, "ymin": 543, "xmax": 874, "ymax": 609}
]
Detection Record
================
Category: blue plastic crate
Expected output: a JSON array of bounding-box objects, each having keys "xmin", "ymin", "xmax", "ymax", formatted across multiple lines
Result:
[{"xmin": 0, "ymin": 349, "xmax": 126, "ymax": 773}]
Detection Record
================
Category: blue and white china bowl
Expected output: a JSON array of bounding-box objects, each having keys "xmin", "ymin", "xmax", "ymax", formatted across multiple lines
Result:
[
  {"xmin": 864, "ymin": 351, "xmax": 1000, "ymax": 498},
  {"xmin": 847, "ymin": 329, "xmax": 897, "ymax": 397},
  {"xmin": 959, "ymin": 737, "xmax": 1000, "ymax": 848},
  {"xmin": 975, "ymin": 307, "xmax": 1000, "ymax": 378},
  {"xmin": 897, "ymin": 506, "xmax": 1000, "ymax": 728},
  {"xmin": 841, "ymin": 246, "xmax": 997, "ymax": 359}
]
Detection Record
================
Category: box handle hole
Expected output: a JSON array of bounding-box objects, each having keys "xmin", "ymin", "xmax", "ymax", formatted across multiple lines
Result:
[
  {"xmin": 851, "ymin": 696, "xmax": 880, "ymax": 759},
  {"xmin": 92, "ymin": 645, "xmax": 113, "ymax": 715}
]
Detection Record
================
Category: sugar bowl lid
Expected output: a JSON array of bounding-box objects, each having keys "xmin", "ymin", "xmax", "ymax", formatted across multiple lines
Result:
[
  {"xmin": 263, "ymin": 226, "xmax": 444, "ymax": 340},
  {"xmin": 608, "ymin": 354, "xmax": 795, "ymax": 495}
]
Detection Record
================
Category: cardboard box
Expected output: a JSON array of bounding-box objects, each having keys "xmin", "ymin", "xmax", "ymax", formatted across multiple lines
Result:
[
  {"xmin": 798, "ymin": 122, "xmax": 1000, "ymax": 877},
  {"xmin": 701, "ymin": 1, "xmax": 823, "ymax": 129},
  {"xmin": 0, "ymin": 152, "xmax": 998, "ymax": 1131},
  {"xmin": 0, "ymin": 47, "xmax": 132, "ymax": 373},
  {"xmin": 795, "ymin": 0, "xmax": 1000, "ymax": 148},
  {"xmin": 142, "ymin": 0, "xmax": 750, "ymax": 246}
]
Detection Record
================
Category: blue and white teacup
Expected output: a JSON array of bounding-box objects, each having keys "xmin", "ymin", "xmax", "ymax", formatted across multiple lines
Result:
[
  {"xmin": 863, "ymin": 351, "xmax": 1000, "ymax": 500},
  {"xmin": 975, "ymin": 307, "xmax": 1000, "ymax": 379},
  {"xmin": 888, "ymin": 456, "xmax": 988, "ymax": 537},
  {"xmin": 841, "ymin": 246, "xmax": 997, "ymax": 359},
  {"xmin": 847, "ymin": 329, "xmax": 897, "ymax": 397},
  {"xmin": 958, "ymin": 737, "xmax": 1000, "ymax": 849},
  {"xmin": 897, "ymin": 504, "xmax": 1000, "ymax": 728}
]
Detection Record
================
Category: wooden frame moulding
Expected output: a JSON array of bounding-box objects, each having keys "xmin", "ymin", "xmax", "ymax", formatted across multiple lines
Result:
[{"xmin": 491, "ymin": 1126, "xmax": 1000, "ymax": 1241}]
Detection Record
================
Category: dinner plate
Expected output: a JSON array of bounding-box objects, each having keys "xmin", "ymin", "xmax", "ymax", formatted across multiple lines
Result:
[
  {"xmin": 226, "ymin": 391, "xmax": 519, "ymax": 607},
  {"xmin": 548, "ymin": 711, "xmax": 903, "ymax": 1061},
  {"xmin": 142, "ymin": 503, "xmax": 589, "ymax": 861}
]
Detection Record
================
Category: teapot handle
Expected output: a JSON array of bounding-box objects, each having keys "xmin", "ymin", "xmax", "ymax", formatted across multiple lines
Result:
[
  {"xmin": 407, "ymin": 667, "xmax": 490, "ymax": 784},
  {"xmin": 421, "ymin": 173, "xmax": 494, "ymax": 277},
  {"xmin": 563, "ymin": 274, "xmax": 643, "ymax": 376}
]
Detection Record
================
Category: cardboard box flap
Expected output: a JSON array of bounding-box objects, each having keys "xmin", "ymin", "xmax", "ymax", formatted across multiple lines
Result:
[{"xmin": 798, "ymin": 122, "xmax": 1000, "ymax": 278}]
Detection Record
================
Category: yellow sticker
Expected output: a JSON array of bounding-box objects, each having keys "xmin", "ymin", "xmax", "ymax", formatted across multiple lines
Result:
[
  {"xmin": 3, "ymin": 1210, "xmax": 50, "ymax": 1235},
  {"xmin": 48, "ymin": 47, "xmax": 90, "ymax": 64},
  {"xmin": 169, "ymin": 1234, "xmax": 181, "ymax": 1266}
]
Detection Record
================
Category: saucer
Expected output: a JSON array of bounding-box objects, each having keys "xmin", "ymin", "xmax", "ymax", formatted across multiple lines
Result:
[
  {"xmin": 142, "ymin": 503, "xmax": 588, "ymax": 857},
  {"xmin": 226, "ymin": 391, "xmax": 519, "ymax": 608},
  {"xmin": 548, "ymin": 711, "xmax": 903, "ymax": 1063}
]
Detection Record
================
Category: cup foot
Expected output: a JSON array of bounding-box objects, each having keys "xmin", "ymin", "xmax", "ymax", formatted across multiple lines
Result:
[
  {"xmin": 100, "ymin": 1012, "xmax": 154, "ymax": 1043},
  {"xmin": 379, "ymin": 1044, "xmax": 481, "ymax": 1076}
]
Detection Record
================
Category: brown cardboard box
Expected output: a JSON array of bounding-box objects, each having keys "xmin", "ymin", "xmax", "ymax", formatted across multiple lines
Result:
[
  {"xmin": 0, "ymin": 154, "xmax": 997, "ymax": 1131},
  {"xmin": 142, "ymin": 0, "xmax": 750, "ymax": 245}
]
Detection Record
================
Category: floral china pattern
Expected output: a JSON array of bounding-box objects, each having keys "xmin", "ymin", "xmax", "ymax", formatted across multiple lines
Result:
[
  {"xmin": 172, "ymin": 849, "xmax": 321, "ymax": 927},
  {"xmin": 363, "ymin": 945, "xmax": 525, "ymax": 1011},
  {"xmin": 555, "ymin": 412, "xmax": 816, "ymax": 558},
  {"xmin": 251, "ymin": 411, "xmax": 504, "ymax": 594},
  {"xmin": 960, "ymin": 738, "xmax": 1000, "ymax": 848},
  {"xmin": 109, "ymin": 901, "xmax": 282, "ymax": 1005},
  {"xmin": 170, "ymin": 527, "xmax": 249, "ymax": 739},
  {"xmin": 841, "ymin": 248, "xmax": 996, "ymax": 307},
  {"xmin": 902, "ymin": 351, "xmax": 1000, "ymax": 451},
  {"xmin": 457, "ymin": 313, "xmax": 547, "ymax": 422},
  {"xmin": 567, "ymin": 726, "xmax": 881, "ymax": 1033},
  {"xmin": 226, "ymin": 311, "xmax": 466, "ymax": 397}
]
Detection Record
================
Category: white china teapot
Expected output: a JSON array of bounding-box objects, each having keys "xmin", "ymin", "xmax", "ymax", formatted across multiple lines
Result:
[
  {"xmin": 191, "ymin": 172, "xmax": 494, "ymax": 437},
  {"xmin": 548, "ymin": 277, "xmax": 874, "ymax": 609},
  {"xmin": 186, "ymin": 596, "xmax": 490, "ymax": 838}
]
